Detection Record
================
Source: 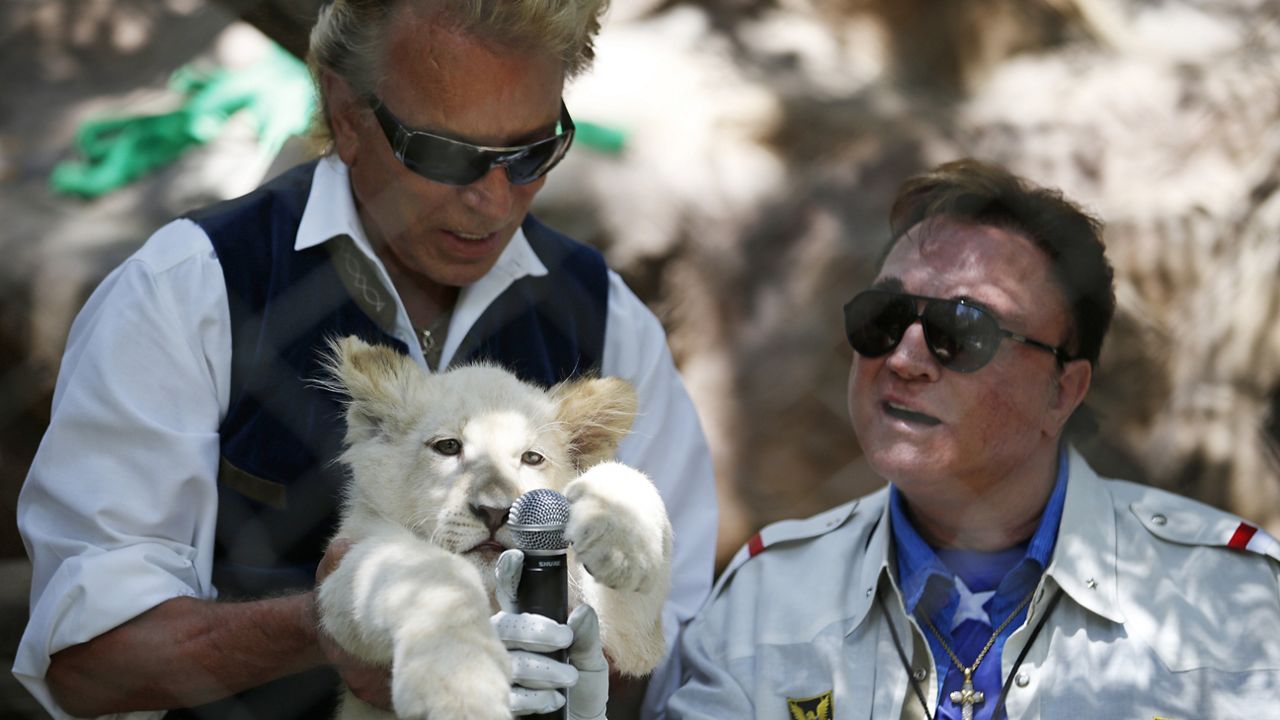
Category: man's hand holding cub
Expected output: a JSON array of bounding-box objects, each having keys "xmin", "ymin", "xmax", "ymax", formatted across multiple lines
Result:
[{"xmin": 494, "ymin": 549, "xmax": 608, "ymax": 720}]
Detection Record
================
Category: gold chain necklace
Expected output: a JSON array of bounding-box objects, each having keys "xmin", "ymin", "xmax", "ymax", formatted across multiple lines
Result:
[{"xmin": 919, "ymin": 588, "xmax": 1035, "ymax": 720}]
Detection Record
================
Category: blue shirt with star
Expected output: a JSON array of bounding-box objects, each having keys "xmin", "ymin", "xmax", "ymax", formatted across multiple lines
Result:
[{"xmin": 889, "ymin": 446, "xmax": 1068, "ymax": 720}]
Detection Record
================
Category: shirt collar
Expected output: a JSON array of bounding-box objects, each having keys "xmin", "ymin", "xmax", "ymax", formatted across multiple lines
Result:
[
  {"xmin": 889, "ymin": 485, "xmax": 951, "ymax": 614},
  {"xmin": 848, "ymin": 487, "xmax": 896, "ymax": 635},
  {"xmin": 1023, "ymin": 445, "xmax": 1069, "ymax": 568},
  {"xmin": 292, "ymin": 155, "xmax": 548, "ymax": 276},
  {"xmin": 290, "ymin": 155, "xmax": 550, "ymax": 370},
  {"xmin": 889, "ymin": 444, "xmax": 1071, "ymax": 617},
  {"xmin": 440, "ymin": 225, "xmax": 547, "ymax": 368},
  {"xmin": 295, "ymin": 155, "xmax": 368, "ymax": 252},
  {"xmin": 1044, "ymin": 446, "xmax": 1124, "ymax": 624}
]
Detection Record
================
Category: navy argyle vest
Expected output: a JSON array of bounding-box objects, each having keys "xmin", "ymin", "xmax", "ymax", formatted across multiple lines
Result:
[{"xmin": 169, "ymin": 160, "xmax": 606, "ymax": 718}]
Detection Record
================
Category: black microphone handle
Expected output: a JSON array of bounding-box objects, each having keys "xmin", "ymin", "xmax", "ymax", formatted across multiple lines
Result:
[{"xmin": 516, "ymin": 549, "xmax": 568, "ymax": 720}]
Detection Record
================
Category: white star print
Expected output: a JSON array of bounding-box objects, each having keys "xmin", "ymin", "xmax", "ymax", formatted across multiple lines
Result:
[{"xmin": 951, "ymin": 577, "xmax": 995, "ymax": 631}]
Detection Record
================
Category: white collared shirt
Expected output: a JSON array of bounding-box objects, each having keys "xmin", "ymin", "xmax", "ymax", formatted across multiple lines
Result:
[
  {"xmin": 14, "ymin": 156, "xmax": 718, "ymax": 719},
  {"xmin": 667, "ymin": 448, "xmax": 1280, "ymax": 719}
]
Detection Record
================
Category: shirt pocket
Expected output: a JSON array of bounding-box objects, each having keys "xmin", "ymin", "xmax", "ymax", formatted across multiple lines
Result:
[{"xmin": 754, "ymin": 635, "xmax": 878, "ymax": 720}]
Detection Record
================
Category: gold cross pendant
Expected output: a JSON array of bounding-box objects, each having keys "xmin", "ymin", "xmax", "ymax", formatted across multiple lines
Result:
[{"xmin": 948, "ymin": 668, "xmax": 985, "ymax": 720}]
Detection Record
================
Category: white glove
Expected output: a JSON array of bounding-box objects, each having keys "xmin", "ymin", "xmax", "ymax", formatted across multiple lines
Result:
[
  {"xmin": 563, "ymin": 602, "xmax": 608, "ymax": 720},
  {"xmin": 492, "ymin": 549, "xmax": 609, "ymax": 720}
]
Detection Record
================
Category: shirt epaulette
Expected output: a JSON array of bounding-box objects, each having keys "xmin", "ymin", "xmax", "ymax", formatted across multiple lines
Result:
[
  {"xmin": 1130, "ymin": 493, "xmax": 1280, "ymax": 562},
  {"xmin": 709, "ymin": 500, "xmax": 861, "ymax": 601}
]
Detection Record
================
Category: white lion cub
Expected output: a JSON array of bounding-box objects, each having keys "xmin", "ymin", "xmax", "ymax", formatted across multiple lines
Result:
[{"xmin": 317, "ymin": 336, "xmax": 673, "ymax": 719}]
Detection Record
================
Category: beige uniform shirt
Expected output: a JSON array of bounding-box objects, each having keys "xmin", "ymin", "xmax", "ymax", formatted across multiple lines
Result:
[{"xmin": 667, "ymin": 448, "xmax": 1280, "ymax": 720}]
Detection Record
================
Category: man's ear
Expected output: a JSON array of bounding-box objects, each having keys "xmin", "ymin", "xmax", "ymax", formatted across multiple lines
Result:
[
  {"xmin": 1044, "ymin": 358, "xmax": 1092, "ymax": 438},
  {"xmin": 552, "ymin": 377, "xmax": 637, "ymax": 471},
  {"xmin": 323, "ymin": 335, "xmax": 420, "ymax": 442},
  {"xmin": 323, "ymin": 69, "xmax": 363, "ymax": 167}
]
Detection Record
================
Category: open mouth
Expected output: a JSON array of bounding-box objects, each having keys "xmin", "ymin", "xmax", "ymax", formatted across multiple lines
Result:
[
  {"xmin": 448, "ymin": 230, "xmax": 494, "ymax": 240},
  {"xmin": 441, "ymin": 229, "xmax": 502, "ymax": 260},
  {"xmin": 883, "ymin": 401, "xmax": 941, "ymax": 426},
  {"xmin": 444, "ymin": 229, "xmax": 499, "ymax": 245}
]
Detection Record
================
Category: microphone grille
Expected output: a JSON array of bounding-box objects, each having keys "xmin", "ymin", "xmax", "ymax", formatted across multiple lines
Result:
[{"xmin": 509, "ymin": 488, "xmax": 570, "ymax": 551}]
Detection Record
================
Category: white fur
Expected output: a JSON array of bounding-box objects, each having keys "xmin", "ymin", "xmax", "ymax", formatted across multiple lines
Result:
[{"xmin": 317, "ymin": 336, "xmax": 673, "ymax": 719}]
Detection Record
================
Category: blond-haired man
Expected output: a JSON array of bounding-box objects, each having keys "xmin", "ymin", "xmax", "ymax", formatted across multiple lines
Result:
[{"xmin": 15, "ymin": 1, "xmax": 717, "ymax": 717}]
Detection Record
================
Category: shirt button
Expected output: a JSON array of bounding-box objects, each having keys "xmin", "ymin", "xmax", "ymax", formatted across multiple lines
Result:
[
  {"xmin": 865, "ymin": 587, "xmax": 874, "ymax": 598},
  {"xmin": 1085, "ymin": 577, "xmax": 1098, "ymax": 589},
  {"xmin": 1015, "ymin": 672, "xmax": 1030, "ymax": 688},
  {"xmin": 1151, "ymin": 513, "xmax": 1168, "ymax": 526},
  {"xmin": 913, "ymin": 668, "xmax": 927, "ymax": 681}
]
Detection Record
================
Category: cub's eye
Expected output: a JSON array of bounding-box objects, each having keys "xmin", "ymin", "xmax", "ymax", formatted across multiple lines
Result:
[
  {"xmin": 521, "ymin": 450, "xmax": 545, "ymax": 466},
  {"xmin": 431, "ymin": 438, "xmax": 462, "ymax": 456}
]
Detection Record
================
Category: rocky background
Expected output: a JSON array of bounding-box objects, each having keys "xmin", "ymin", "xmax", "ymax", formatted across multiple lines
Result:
[
  {"xmin": 540, "ymin": 0, "xmax": 1280, "ymax": 557},
  {"xmin": 2, "ymin": 0, "xmax": 1278, "ymax": 714}
]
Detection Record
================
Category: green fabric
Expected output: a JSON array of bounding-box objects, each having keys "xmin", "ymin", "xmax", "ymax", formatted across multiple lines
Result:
[
  {"xmin": 51, "ymin": 43, "xmax": 315, "ymax": 198},
  {"xmin": 50, "ymin": 37, "xmax": 628, "ymax": 197},
  {"xmin": 575, "ymin": 121, "xmax": 628, "ymax": 155}
]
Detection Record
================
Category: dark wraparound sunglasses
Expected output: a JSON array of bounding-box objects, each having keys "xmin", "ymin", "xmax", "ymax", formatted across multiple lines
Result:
[
  {"xmin": 369, "ymin": 96, "xmax": 575, "ymax": 186},
  {"xmin": 844, "ymin": 289, "xmax": 1070, "ymax": 372}
]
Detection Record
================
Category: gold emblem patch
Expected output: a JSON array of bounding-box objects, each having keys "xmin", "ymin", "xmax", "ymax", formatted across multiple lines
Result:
[{"xmin": 787, "ymin": 691, "xmax": 833, "ymax": 720}]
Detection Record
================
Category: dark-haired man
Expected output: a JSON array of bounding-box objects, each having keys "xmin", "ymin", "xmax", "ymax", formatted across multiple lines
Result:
[
  {"xmin": 15, "ymin": 1, "xmax": 717, "ymax": 718},
  {"xmin": 667, "ymin": 159, "xmax": 1280, "ymax": 719}
]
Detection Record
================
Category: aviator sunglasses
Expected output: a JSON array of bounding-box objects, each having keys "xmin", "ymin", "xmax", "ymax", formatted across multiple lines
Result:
[
  {"xmin": 368, "ymin": 96, "xmax": 575, "ymax": 186},
  {"xmin": 843, "ymin": 289, "xmax": 1070, "ymax": 372}
]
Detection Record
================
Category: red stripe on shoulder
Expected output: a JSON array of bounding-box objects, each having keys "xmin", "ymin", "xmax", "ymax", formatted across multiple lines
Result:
[
  {"xmin": 1228, "ymin": 522, "xmax": 1258, "ymax": 551},
  {"xmin": 747, "ymin": 533, "xmax": 765, "ymax": 558}
]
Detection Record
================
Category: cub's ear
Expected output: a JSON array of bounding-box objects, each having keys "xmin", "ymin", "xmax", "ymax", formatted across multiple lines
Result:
[
  {"xmin": 321, "ymin": 335, "xmax": 420, "ymax": 442},
  {"xmin": 552, "ymin": 376, "xmax": 637, "ymax": 470}
]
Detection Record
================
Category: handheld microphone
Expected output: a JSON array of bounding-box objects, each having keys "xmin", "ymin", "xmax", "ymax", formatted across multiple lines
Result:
[{"xmin": 508, "ymin": 488, "xmax": 571, "ymax": 720}]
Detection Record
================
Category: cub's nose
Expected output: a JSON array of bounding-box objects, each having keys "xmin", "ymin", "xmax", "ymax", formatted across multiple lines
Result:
[{"xmin": 471, "ymin": 504, "xmax": 510, "ymax": 534}]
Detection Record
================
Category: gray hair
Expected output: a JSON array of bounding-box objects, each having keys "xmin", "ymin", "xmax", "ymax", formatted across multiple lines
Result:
[{"xmin": 307, "ymin": 0, "xmax": 608, "ymax": 149}]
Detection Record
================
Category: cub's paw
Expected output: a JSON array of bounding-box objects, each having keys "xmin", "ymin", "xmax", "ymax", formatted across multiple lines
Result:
[
  {"xmin": 390, "ymin": 630, "xmax": 511, "ymax": 720},
  {"xmin": 565, "ymin": 461, "xmax": 671, "ymax": 593}
]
